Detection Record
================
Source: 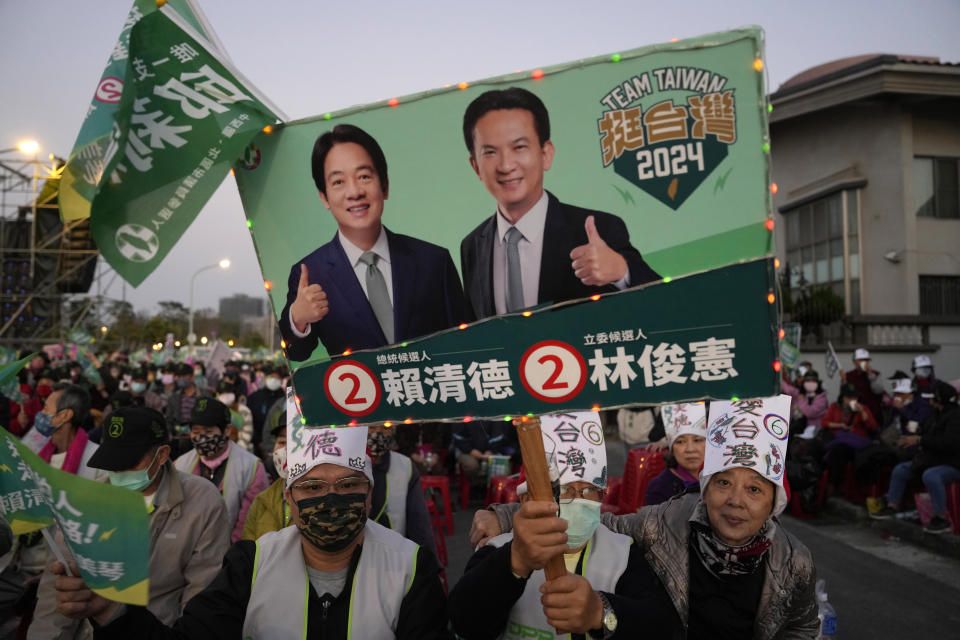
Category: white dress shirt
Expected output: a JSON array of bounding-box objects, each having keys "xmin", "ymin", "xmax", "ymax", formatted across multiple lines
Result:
[
  {"xmin": 289, "ymin": 226, "xmax": 393, "ymax": 337},
  {"xmin": 491, "ymin": 191, "xmax": 629, "ymax": 315}
]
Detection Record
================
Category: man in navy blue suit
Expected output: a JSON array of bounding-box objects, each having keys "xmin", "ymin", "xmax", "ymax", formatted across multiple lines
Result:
[
  {"xmin": 279, "ymin": 124, "xmax": 467, "ymax": 362},
  {"xmin": 459, "ymin": 88, "xmax": 660, "ymax": 321}
]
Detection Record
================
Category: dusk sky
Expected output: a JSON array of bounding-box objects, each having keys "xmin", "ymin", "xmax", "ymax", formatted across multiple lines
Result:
[{"xmin": 1, "ymin": 0, "xmax": 958, "ymax": 315}]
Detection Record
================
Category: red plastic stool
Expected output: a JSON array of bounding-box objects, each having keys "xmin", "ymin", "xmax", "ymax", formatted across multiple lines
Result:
[
  {"xmin": 421, "ymin": 475, "xmax": 455, "ymax": 536},
  {"xmin": 485, "ymin": 474, "xmax": 510, "ymax": 507},
  {"xmin": 947, "ymin": 482, "xmax": 960, "ymax": 534}
]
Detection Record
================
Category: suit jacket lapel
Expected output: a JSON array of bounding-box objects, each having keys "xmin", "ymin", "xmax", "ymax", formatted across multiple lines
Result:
[
  {"xmin": 326, "ymin": 234, "xmax": 386, "ymax": 344},
  {"xmin": 475, "ymin": 218, "xmax": 496, "ymax": 318},
  {"xmin": 538, "ymin": 192, "xmax": 573, "ymax": 305},
  {"xmin": 387, "ymin": 229, "xmax": 414, "ymax": 340}
]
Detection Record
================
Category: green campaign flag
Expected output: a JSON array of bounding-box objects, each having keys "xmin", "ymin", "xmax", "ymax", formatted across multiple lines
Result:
[
  {"xmin": 293, "ymin": 259, "xmax": 780, "ymax": 426},
  {"xmin": 59, "ymin": 0, "xmax": 224, "ymax": 223},
  {"xmin": 0, "ymin": 432, "xmax": 151, "ymax": 605},
  {"xmin": 779, "ymin": 322, "xmax": 802, "ymax": 370},
  {"xmin": 72, "ymin": 5, "xmax": 283, "ymax": 286}
]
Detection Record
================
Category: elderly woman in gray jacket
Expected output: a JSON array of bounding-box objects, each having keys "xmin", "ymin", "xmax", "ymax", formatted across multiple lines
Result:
[{"xmin": 472, "ymin": 398, "xmax": 819, "ymax": 640}]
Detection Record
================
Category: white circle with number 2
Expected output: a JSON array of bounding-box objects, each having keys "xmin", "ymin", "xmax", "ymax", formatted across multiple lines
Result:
[
  {"xmin": 520, "ymin": 341, "xmax": 586, "ymax": 403},
  {"xmin": 325, "ymin": 361, "xmax": 380, "ymax": 416}
]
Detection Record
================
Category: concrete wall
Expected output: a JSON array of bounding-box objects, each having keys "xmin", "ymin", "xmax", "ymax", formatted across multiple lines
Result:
[{"xmin": 772, "ymin": 100, "xmax": 911, "ymax": 314}]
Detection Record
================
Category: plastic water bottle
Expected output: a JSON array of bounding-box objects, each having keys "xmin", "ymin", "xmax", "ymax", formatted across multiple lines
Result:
[{"xmin": 816, "ymin": 579, "xmax": 837, "ymax": 638}]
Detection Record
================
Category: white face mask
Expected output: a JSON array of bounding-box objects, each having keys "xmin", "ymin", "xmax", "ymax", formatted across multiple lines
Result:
[
  {"xmin": 218, "ymin": 393, "xmax": 236, "ymax": 406},
  {"xmin": 803, "ymin": 381, "xmax": 818, "ymax": 393},
  {"xmin": 848, "ymin": 399, "xmax": 859, "ymax": 411},
  {"xmin": 858, "ymin": 361, "xmax": 869, "ymax": 371},
  {"xmin": 273, "ymin": 446, "xmax": 288, "ymax": 479},
  {"xmin": 265, "ymin": 377, "xmax": 282, "ymax": 391}
]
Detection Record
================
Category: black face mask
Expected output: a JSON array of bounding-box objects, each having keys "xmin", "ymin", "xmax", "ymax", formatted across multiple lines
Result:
[
  {"xmin": 295, "ymin": 492, "xmax": 367, "ymax": 552},
  {"xmin": 367, "ymin": 431, "xmax": 394, "ymax": 458},
  {"xmin": 191, "ymin": 432, "xmax": 228, "ymax": 457}
]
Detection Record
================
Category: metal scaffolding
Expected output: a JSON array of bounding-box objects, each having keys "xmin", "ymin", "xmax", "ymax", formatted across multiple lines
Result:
[{"xmin": 0, "ymin": 151, "xmax": 102, "ymax": 346}]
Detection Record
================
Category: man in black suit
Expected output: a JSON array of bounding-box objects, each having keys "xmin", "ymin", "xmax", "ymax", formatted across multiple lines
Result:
[
  {"xmin": 460, "ymin": 87, "xmax": 660, "ymax": 320},
  {"xmin": 279, "ymin": 125, "xmax": 467, "ymax": 362}
]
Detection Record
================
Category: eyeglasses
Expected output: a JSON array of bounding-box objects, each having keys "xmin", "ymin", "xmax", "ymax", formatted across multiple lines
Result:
[
  {"xmin": 291, "ymin": 476, "xmax": 369, "ymax": 497},
  {"xmin": 558, "ymin": 485, "xmax": 603, "ymax": 504}
]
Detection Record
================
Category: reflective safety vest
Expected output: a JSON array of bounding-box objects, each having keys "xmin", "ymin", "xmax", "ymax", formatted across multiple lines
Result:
[
  {"xmin": 175, "ymin": 441, "xmax": 260, "ymax": 532},
  {"xmin": 487, "ymin": 525, "xmax": 631, "ymax": 640},
  {"xmin": 242, "ymin": 520, "xmax": 419, "ymax": 639},
  {"xmin": 373, "ymin": 451, "xmax": 412, "ymax": 534}
]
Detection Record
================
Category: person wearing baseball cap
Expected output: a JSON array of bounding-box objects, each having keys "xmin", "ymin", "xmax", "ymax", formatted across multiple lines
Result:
[
  {"xmin": 241, "ymin": 409, "xmax": 292, "ymax": 540},
  {"xmin": 476, "ymin": 397, "xmax": 818, "ymax": 639},
  {"xmin": 174, "ymin": 398, "xmax": 269, "ymax": 543},
  {"xmin": 452, "ymin": 412, "xmax": 677, "ymax": 640},
  {"xmin": 54, "ymin": 405, "xmax": 449, "ymax": 639},
  {"xmin": 911, "ymin": 354, "xmax": 938, "ymax": 400},
  {"xmin": 872, "ymin": 381, "xmax": 960, "ymax": 533},
  {"xmin": 32, "ymin": 407, "xmax": 230, "ymax": 636},
  {"xmin": 844, "ymin": 347, "xmax": 884, "ymax": 427}
]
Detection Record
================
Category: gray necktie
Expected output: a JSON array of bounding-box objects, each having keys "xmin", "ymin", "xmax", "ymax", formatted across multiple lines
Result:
[
  {"xmin": 504, "ymin": 226, "xmax": 524, "ymax": 313},
  {"xmin": 359, "ymin": 251, "xmax": 394, "ymax": 343}
]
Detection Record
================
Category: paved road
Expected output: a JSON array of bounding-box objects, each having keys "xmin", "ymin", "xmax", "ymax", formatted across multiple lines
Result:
[{"xmin": 444, "ymin": 502, "xmax": 960, "ymax": 639}]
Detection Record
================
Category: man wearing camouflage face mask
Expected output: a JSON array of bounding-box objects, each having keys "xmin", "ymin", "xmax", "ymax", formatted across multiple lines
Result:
[
  {"xmin": 174, "ymin": 398, "xmax": 268, "ymax": 542},
  {"xmin": 53, "ymin": 425, "xmax": 449, "ymax": 639},
  {"xmin": 367, "ymin": 424, "xmax": 437, "ymax": 560}
]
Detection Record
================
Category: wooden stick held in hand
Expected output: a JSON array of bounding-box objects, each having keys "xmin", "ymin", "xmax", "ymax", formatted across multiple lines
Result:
[{"xmin": 514, "ymin": 416, "xmax": 566, "ymax": 581}]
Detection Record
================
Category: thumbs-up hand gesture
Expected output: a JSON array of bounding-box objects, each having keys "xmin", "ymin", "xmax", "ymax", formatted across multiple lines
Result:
[
  {"xmin": 290, "ymin": 264, "xmax": 329, "ymax": 332},
  {"xmin": 569, "ymin": 216, "xmax": 627, "ymax": 286}
]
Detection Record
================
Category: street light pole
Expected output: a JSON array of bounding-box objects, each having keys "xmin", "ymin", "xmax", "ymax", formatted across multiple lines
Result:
[{"xmin": 188, "ymin": 258, "xmax": 230, "ymax": 345}]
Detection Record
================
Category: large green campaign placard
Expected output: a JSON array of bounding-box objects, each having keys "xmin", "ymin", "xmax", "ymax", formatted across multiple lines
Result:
[
  {"xmin": 294, "ymin": 259, "xmax": 779, "ymax": 426},
  {"xmin": 234, "ymin": 28, "xmax": 777, "ymax": 423},
  {"xmin": 0, "ymin": 433, "xmax": 150, "ymax": 605}
]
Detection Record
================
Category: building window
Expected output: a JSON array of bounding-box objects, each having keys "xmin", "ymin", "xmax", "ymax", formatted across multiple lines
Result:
[
  {"xmin": 914, "ymin": 157, "xmax": 960, "ymax": 219},
  {"xmin": 920, "ymin": 275, "xmax": 960, "ymax": 316},
  {"xmin": 783, "ymin": 190, "xmax": 860, "ymax": 315}
]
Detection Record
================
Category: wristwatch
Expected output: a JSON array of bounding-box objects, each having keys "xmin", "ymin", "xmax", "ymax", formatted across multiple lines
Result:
[{"xmin": 588, "ymin": 592, "xmax": 617, "ymax": 639}]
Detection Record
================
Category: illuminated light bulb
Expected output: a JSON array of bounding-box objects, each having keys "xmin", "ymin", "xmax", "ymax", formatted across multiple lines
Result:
[
  {"xmin": 753, "ymin": 58, "xmax": 764, "ymax": 71},
  {"xmin": 264, "ymin": 281, "xmax": 272, "ymax": 291},
  {"xmin": 405, "ymin": 418, "xmax": 413, "ymax": 424},
  {"xmin": 384, "ymin": 421, "xmax": 392, "ymax": 427},
  {"xmin": 349, "ymin": 420, "xmax": 357, "ymax": 427},
  {"xmin": 773, "ymin": 361, "xmax": 782, "ymax": 372},
  {"xmin": 458, "ymin": 323, "xmax": 468, "ymax": 330},
  {"xmin": 670, "ymin": 38, "xmax": 679, "ymax": 42},
  {"xmin": 774, "ymin": 258, "xmax": 781, "ymax": 269},
  {"xmin": 262, "ymin": 125, "xmax": 273, "ymax": 134},
  {"xmin": 342, "ymin": 349, "xmax": 352, "ymax": 356},
  {"xmin": 731, "ymin": 396, "xmax": 740, "ymax": 402},
  {"xmin": 458, "ymin": 81, "xmax": 469, "ymax": 90},
  {"xmin": 762, "ymin": 142, "xmax": 771, "ymax": 153},
  {"xmin": 246, "ymin": 220, "xmax": 253, "ymax": 229},
  {"xmin": 388, "ymin": 98, "xmax": 399, "ymax": 107},
  {"xmin": 280, "ymin": 340, "xmax": 287, "ymax": 349},
  {"xmin": 230, "ymin": 168, "xmax": 235, "ymax": 176},
  {"xmin": 522, "ymin": 311, "xmax": 532, "ymax": 317},
  {"xmin": 663, "ymin": 277, "xmax": 673, "ymax": 283},
  {"xmin": 768, "ymin": 104, "xmax": 774, "ymax": 113},
  {"xmin": 324, "ymin": 113, "xmax": 332, "ymax": 120},
  {"xmin": 591, "ymin": 404, "xmax": 600, "ymax": 412},
  {"xmin": 611, "ymin": 53, "xmax": 621, "ymax": 63},
  {"xmin": 463, "ymin": 416, "xmax": 472, "ymax": 423},
  {"xmin": 503, "ymin": 416, "xmax": 512, "ymax": 422},
  {"xmin": 531, "ymin": 69, "xmax": 544, "ymax": 80},
  {"xmin": 767, "ymin": 293, "xmax": 776, "ymax": 304},
  {"xmin": 770, "ymin": 183, "xmax": 778, "ymax": 194},
  {"xmin": 779, "ymin": 329, "xmax": 786, "ymax": 339},
  {"xmin": 590, "ymin": 294, "xmax": 601, "ymax": 301},
  {"xmin": 526, "ymin": 412, "xmax": 534, "ymax": 417},
  {"xmin": 765, "ymin": 218, "xmax": 775, "ymax": 231}
]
